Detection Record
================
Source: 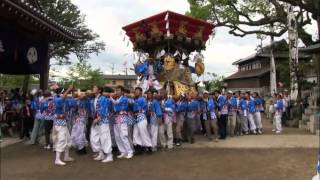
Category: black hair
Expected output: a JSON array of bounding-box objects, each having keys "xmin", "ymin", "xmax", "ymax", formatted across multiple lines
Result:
[
  {"xmin": 135, "ymin": 87, "xmax": 143, "ymax": 92},
  {"xmin": 54, "ymin": 87, "xmax": 64, "ymax": 95},
  {"xmin": 43, "ymin": 90, "xmax": 52, "ymax": 97},
  {"xmin": 123, "ymin": 88, "xmax": 130, "ymax": 94},
  {"xmin": 145, "ymin": 87, "xmax": 157, "ymax": 94},
  {"xmin": 104, "ymin": 86, "xmax": 114, "ymax": 93},
  {"xmin": 97, "ymin": 86, "xmax": 104, "ymax": 94},
  {"xmin": 115, "ymin": 85, "xmax": 125, "ymax": 92},
  {"xmin": 214, "ymin": 90, "xmax": 221, "ymax": 94}
]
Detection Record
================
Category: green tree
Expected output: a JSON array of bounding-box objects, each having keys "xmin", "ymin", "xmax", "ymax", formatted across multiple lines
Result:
[
  {"xmin": 186, "ymin": 0, "xmax": 318, "ymax": 46},
  {"xmin": 204, "ymin": 72, "xmax": 225, "ymax": 91},
  {"xmin": 61, "ymin": 60, "xmax": 106, "ymax": 90},
  {"xmin": 0, "ymin": 74, "xmax": 39, "ymax": 90},
  {"xmin": 21, "ymin": 0, "xmax": 106, "ymax": 92},
  {"xmin": 39, "ymin": 0, "xmax": 105, "ymax": 64}
]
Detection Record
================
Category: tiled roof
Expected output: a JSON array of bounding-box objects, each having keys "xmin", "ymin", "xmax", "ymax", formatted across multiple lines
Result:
[
  {"xmin": 224, "ymin": 68, "xmax": 270, "ymax": 80},
  {"xmin": 232, "ymin": 39, "xmax": 311, "ymax": 65},
  {"xmin": 0, "ymin": 0, "xmax": 81, "ymax": 41},
  {"xmin": 300, "ymin": 43, "xmax": 320, "ymax": 53},
  {"xmin": 104, "ymin": 75, "xmax": 138, "ymax": 80}
]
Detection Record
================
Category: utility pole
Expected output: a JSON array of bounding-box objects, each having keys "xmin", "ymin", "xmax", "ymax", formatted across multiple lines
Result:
[
  {"xmin": 270, "ymin": 24, "xmax": 277, "ymax": 95},
  {"xmin": 110, "ymin": 63, "xmax": 115, "ymax": 75}
]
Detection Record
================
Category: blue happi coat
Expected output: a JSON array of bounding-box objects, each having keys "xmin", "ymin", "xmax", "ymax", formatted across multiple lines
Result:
[
  {"xmin": 247, "ymin": 98, "xmax": 256, "ymax": 113},
  {"xmin": 133, "ymin": 96, "xmax": 147, "ymax": 113},
  {"xmin": 133, "ymin": 96, "xmax": 147, "ymax": 122},
  {"xmin": 94, "ymin": 95, "xmax": 110, "ymax": 124},
  {"xmin": 208, "ymin": 98, "xmax": 216, "ymax": 111},
  {"xmin": 217, "ymin": 95, "xmax": 228, "ymax": 115},
  {"xmin": 149, "ymin": 99, "xmax": 163, "ymax": 124},
  {"xmin": 239, "ymin": 98, "xmax": 247, "ymax": 116},
  {"xmin": 187, "ymin": 99, "xmax": 200, "ymax": 119},
  {"xmin": 41, "ymin": 97, "xmax": 54, "ymax": 121},
  {"xmin": 53, "ymin": 95, "xmax": 67, "ymax": 126},
  {"xmin": 176, "ymin": 100, "xmax": 188, "ymax": 113},
  {"xmin": 114, "ymin": 96, "xmax": 129, "ymax": 124}
]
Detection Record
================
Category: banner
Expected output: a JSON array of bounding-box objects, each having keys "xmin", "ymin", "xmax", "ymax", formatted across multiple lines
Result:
[{"xmin": 0, "ymin": 25, "xmax": 48, "ymax": 74}]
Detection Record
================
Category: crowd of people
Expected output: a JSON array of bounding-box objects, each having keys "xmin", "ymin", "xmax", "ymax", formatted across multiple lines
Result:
[{"xmin": 0, "ymin": 85, "xmax": 289, "ymax": 166}]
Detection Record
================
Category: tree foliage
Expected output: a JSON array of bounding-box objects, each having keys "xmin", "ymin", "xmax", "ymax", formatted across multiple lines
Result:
[
  {"xmin": 0, "ymin": 74, "xmax": 39, "ymax": 90},
  {"xmin": 60, "ymin": 61, "xmax": 106, "ymax": 90},
  {"xmin": 204, "ymin": 72, "xmax": 225, "ymax": 91},
  {"xmin": 38, "ymin": 0, "xmax": 105, "ymax": 64},
  {"xmin": 187, "ymin": 0, "xmax": 318, "ymax": 46}
]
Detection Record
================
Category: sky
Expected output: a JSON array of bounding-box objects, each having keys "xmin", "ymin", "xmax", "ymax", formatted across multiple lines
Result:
[{"xmin": 51, "ymin": 0, "xmax": 317, "ymax": 79}]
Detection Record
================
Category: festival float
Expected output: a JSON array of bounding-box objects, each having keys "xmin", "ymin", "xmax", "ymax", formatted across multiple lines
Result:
[{"xmin": 122, "ymin": 11, "xmax": 214, "ymax": 95}]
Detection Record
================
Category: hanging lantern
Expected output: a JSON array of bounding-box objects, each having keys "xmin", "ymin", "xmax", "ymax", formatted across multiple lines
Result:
[{"xmin": 195, "ymin": 62, "xmax": 205, "ymax": 76}]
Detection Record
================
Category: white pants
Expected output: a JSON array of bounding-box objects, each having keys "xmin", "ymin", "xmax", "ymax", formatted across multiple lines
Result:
[
  {"xmin": 114, "ymin": 123, "xmax": 133, "ymax": 155},
  {"xmin": 273, "ymin": 114, "xmax": 282, "ymax": 131},
  {"xmin": 90, "ymin": 125, "xmax": 101, "ymax": 153},
  {"xmin": 133, "ymin": 119, "xmax": 152, "ymax": 147},
  {"xmin": 98, "ymin": 124, "xmax": 112, "ymax": 154},
  {"xmin": 148, "ymin": 123, "xmax": 159, "ymax": 148},
  {"xmin": 247, "ymin": 113, "xmax": 257, "ymax": 131},
  {"xmin": 254, "ymin": 111, "xmax": 263, "ymax": 129},
  {"xmin": 52, "ymin": 125, "xmax": 71, "ymax": 153},
  {"xmin": 159, "ymin": 121, "xmax": 173, "ymax": 149}
]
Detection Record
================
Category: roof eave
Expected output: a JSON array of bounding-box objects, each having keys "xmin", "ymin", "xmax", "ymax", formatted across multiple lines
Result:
[{"xmin": 2, "ymin": 0, "xmax": 81, "ymax": 42}]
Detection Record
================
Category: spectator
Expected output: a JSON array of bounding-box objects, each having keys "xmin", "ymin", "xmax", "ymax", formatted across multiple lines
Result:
[
  {"xmin": 3, "ymin": 97, "xmax": 15, "ymax": 137},
  {"xmin": 20, "ymin": 98, "xmax": 33, "ymax": 139},
  {"xmin": 0, "ymin": 91, "xmax": 5, "ymax": 141}
]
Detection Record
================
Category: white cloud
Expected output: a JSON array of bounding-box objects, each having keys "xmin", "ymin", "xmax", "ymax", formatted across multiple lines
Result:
[{"xmin": 67, "ymin": 0, "xmax": 266, "ymax": 77}]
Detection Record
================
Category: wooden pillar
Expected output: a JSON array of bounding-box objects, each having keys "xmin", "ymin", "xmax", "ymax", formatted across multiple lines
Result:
[
  {"xmin": 40, "ymin": 43, "xmax": 50, "ymax": 90},
  {"xmin": 40, "ymin": 59, "xmax": 49, "ymax": 90},
  {"xmin": 317, "ymin": 15, "xmax": 320, "ymax": 39},
  {"xmin": 316, "ymin": 54, "xmax": 320, "ymax": 89},
  {"xmin": 22, "ymin": 75, "xmax": 30, "ymax": 94}
]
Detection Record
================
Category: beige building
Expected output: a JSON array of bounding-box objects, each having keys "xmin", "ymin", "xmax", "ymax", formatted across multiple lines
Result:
[{"xmin": 104, "ymin": 74, "xmax": 137, "ymax": 90}]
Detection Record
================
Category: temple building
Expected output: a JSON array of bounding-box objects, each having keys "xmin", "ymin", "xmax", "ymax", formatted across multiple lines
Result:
[
  {"xmin": 0, "ymin": 0, "xmax": 81, "ymax": 90},
  {"xmin": 103, "ymin": 74, "xmax": 137, "ymax": 90},
  {"xmin": 224, "ymin": 40, "xmax": 313, "ymax": 95}
]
